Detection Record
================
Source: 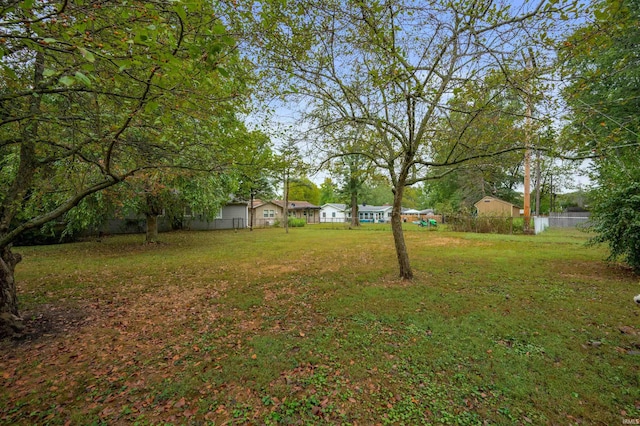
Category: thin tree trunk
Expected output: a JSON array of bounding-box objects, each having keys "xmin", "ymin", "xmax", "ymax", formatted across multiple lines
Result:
[
  {"xmin": 350, "ymin": 191, "xmax": 360, "ymax": 227},
  {"xmin": 284, "ymin": 170, "xmax": 289, "ymax": 234},
  {"xmin": 0, "ymin": 246, "xmax": 24, "ymax": 337},
  {"xmin": 250, "ymin": 190, "xmax": 254, "ymax": 231},
  {"xmin": 391, "ymin": 183, "xmax": 413, "ymax": 280}
]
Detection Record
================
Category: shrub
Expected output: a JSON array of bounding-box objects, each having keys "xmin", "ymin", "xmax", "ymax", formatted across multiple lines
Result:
[
  {"xmin": 588, "ymin": 181, "xmax": 640, "ymax": 273},
  {"xmin": 448, "ymin": 214, "xmax": 523, "ymax": 234},
  {"xmin": 288, "ymin": 218, "xmax": 306, "ymax": 227}
]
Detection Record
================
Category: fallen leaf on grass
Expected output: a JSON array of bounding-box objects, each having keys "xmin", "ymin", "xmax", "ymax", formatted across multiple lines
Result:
[{"xmin": 619, "ymin": 326, "xmax": 637, "ymax": 335}]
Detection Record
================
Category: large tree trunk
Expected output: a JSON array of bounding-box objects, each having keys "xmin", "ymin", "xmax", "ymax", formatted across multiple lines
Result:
[
  {"xmin": 0, "ymin": 246, "xmax": 24, "ymax": 338},
  {"xmin": 144, "ymin": 193, "xmax": 163, "ymax": 243},
  {"xmin": 391, "ymin": 184, "xmax": 413, "ymax": 280},
  {"xmin": 146, "ymin": 214, "xmax": 159, "ymax": 243}
]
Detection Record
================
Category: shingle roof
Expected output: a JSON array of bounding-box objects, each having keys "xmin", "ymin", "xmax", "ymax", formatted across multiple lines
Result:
[
  {"xmin": 271, "ymin": 200, "xmax": 321, "ymax": 210},
  {"xmin": 321, "ymin": 203, "xmax": 347, "ymax": 210},
  {"xmin": 358, "ymin": 204, "xmax": 393, "ymax": 212}
]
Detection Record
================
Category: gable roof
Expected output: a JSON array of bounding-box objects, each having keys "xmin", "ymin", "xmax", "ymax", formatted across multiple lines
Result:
[
  {"xmin": 474, "ymin": 196, "xmax": 522, "ymax": 209},
  {"xmin": 271, "ymin": 200, "xmax": 321, "ymax": 210},
  {"xmin": 251, "ymin": 199, "xmax": 268, "ymax": 209},
  {"xmin": 251, "ymin": 199, "xmax": 321, "ymax": 210},
  {"xmin": 358, "ymin": 204, "xmax": 393, "ymax": 213},
  {"xmin": 321, "ymin": 203, "xmax": 347, "ymax": 211}
]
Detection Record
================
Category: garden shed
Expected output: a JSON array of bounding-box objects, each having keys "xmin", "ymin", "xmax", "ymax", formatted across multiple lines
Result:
[{"xmin": 474, "ymin": 196, "xmax": 523, "ymax": 218}]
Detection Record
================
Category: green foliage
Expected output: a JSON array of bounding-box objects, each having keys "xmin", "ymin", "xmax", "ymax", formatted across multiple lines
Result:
[
  {"xmin": 589, "ymin": 179, "xmax": 640, "ymax": 272},
  {"xmin": 448, "ymin": 215, "xmax": 525, "ymax": 235},
  {"xmin": 423, "ymin": 69, "xmax": 531, "ymax": 213},
  {"xmin": 359, "ymin": 181, "xmax": 394, "ymax": 206},
  {"xmin": 235, "ymin": 130, "xmax": 277, "ymax": 202},
  {"xmin": 319, "ymin": 178, "xmax": 339, "ymax": 205},
  {"xmin": 0, "ymin": 0, "xmax": 254, "ymax": 247},
  {"xmin": 287, "ymin": 217, "xmax": 306, "ymax": 227},
  {"xmin": 561, "ymin": 0, "xmax": 640, "ymax": 271},
  {"xmin": 288, "ymin": 177, "xmax": 320, "ymax": 205}
]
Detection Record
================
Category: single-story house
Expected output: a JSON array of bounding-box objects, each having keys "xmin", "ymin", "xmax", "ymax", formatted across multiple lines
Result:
[
  {"xmin": 183, "ymin": 201, "xmax": 248, "ymax": 230},
  {"xmin": 251, "ymin": 199, "xmax": 281, "ymax": 227},
  {"xmin": 251, "ymin": 199, "xmax": 321, "ymax": 226},
  {"xmin": 474, "ymin": 196, "xmax": 523, "ymax": 218},
  {"xmin": 356, "ymin": 204, "xmax": 393, "ymax": 223},
  {"xmin": 321, "ymin": 204, "xmax": 426, "ymax": 223},
  {"xmin": 320, "ymin": 203, "xmax": 349, "ymax": 223},
  {"xmin": 96, "ymin": 201, "xmax": 249, "ymax": 235}
]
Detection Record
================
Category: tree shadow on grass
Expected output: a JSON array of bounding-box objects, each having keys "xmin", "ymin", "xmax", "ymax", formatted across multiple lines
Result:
[{"xmin": 0, "ymin": 304, "xmax": 92, "ymax": 347}]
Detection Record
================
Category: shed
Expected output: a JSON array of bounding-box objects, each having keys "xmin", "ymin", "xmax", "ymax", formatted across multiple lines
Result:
[{"xmin": 474, "ymin": 196, "xmax": 522, "ymax": 218}]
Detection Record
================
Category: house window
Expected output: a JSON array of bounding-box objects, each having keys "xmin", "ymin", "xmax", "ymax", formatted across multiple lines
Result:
[
  {"xmin": 322, "ymin": 212, "xmax": 326, "ymax": 218},
  {"xmin": 216, "ymin": 209, "xmax": 223, "ymax": 219},
  {"xmin": 332, "ymin": 212, "xmax": 336, "ymax": 218},
  {"xmin": 263, "ymin": 209, "xmax": 269, "ymax": 218},
  {"xmin": 269, "ymin": 209, "xmax": 275, "ymax": 218},
  {"xmin": 184, "ymin": 206, "xmax": 193, "ymax": 217}
]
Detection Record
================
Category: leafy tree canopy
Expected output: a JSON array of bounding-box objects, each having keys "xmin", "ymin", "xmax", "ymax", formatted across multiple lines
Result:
[
  {"xmin": 288, "ymin": 176, "xmax": 321, "ymax": 205},
  {"xmin": 0, "ymin": 0, "xmax": 253, "ymax": 335},
  {"xmin": 561, "ymin": 0, "xmax": 640, "ymax": 271}
]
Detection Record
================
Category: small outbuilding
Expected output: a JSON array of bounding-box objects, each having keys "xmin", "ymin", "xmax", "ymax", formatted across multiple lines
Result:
[{"xmin": 474, "ymin": 196, "xmax": 522, "ymax": 218}]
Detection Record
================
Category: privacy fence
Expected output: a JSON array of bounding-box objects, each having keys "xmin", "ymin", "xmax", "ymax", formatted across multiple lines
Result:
[{"xmin": 548, "ymin": 212, "xmax": 591, "ymax": 228}]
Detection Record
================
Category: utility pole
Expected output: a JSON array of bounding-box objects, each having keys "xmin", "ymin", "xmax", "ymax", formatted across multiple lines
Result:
[
  {"xmin": 535, "ymin": 146, "xmax": 541, "ymax": 216},
  {"xmin": 523, "ymin": 49, "xmax": 537, "ymax": 233}
]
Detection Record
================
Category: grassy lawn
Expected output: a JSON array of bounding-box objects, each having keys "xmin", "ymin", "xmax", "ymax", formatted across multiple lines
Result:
[{"xmin": 1, "ymin": 225, "xmax": 639, "ymax": 425}]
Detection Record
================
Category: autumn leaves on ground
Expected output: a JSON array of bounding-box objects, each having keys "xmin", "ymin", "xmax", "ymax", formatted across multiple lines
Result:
[{"xmin": 1, "ymin": 226, "xmax": 639, "ymax": 425}]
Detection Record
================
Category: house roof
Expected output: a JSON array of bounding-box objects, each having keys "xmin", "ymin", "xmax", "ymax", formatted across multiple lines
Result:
[
  {"xmin": 251, "ymin": 199, "xmax": 267, "ymax": 209},
  {"xmin": 251, "ymin": 199, "xmax": 321, "ymax": 210},
  {"xmin": 402, "ymin": 208, "xmax": 421, "ymax": 214},
  {"xmin": 272, "ymin": 200, "xmax": 321, "ymax": 210},
  {"xmin": 474, "ymin": 196, "xmax": 522, "ymax": 209},
  {"xmin": 321, "ymin": 203, "xmax": 347, "ymax": 211},
  {"xmin": 358, "ymin": 204, "xmax": 393, "ymax": 213}
]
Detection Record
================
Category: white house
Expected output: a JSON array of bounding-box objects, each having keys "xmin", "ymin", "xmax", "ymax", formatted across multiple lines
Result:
[
  {"xmin": 356, "ymin": 204, "xmax": 393, "ymax": 223},
  {"xmin": 320, "ymin": 203, "xmax": 349, "ymax": 223}
]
